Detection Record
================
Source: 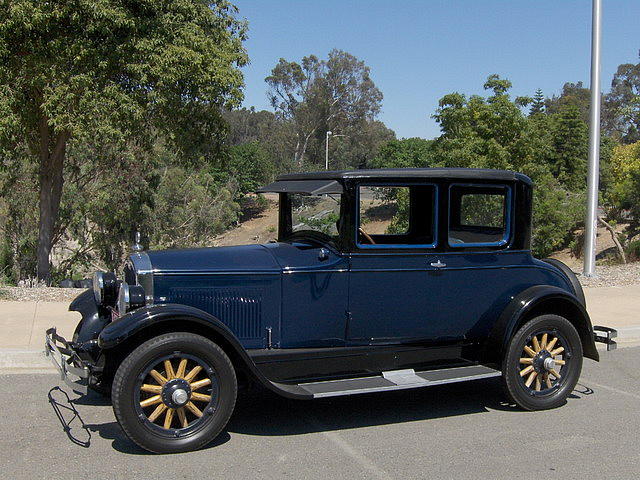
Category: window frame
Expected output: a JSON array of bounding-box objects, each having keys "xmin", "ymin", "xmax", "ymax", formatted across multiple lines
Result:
[
  {"xmin": 355, "ymin": 182, "xmax": 439, "ymax": 250},
  {"xmin": 447, "ymin": 183, "xmax": 512, "ymax": 249}
]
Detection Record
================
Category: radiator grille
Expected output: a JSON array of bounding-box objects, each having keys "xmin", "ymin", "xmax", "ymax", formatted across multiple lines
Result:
[{"xmin": 169, "ymin": 287, "xmax": 263, "ymax": 339}]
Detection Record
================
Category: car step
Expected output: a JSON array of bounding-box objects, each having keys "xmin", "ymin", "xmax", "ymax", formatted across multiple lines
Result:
[{"xmin": 296, "ymin": 365, "xmax": 501, "ymax": 398}]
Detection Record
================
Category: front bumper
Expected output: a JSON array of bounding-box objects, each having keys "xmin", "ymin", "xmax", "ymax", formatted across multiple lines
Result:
[
  {"xmin": 593, "ymin": 325, "xmax": 617, "ymax": 351},
  {"xmin": 45, "ymin": 327, "xmax": 90, "ymax": 394}
]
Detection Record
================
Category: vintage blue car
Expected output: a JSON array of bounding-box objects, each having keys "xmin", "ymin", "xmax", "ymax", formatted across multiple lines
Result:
[{"xmin": 46, "ymin": 168, "xmax": 616, "ymax": 453}]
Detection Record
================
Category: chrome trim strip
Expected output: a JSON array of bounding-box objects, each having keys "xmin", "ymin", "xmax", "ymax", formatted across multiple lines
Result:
[{"xmin": 153, "ymin": 270, "xmax": 279, "ymax": 276}]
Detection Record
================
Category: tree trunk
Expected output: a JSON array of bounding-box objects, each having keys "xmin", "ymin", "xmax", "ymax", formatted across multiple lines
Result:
[
  {"xmin": 598, "ymin": 215, "xmax": 627, "ymax": 264},
  {"xmin": 36, "ymin": 117, "xmax": 68, "ymax": 284}
]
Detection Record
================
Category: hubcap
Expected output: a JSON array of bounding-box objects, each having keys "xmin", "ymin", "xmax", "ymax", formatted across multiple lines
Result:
[
  {"xmin": 518, "ymin": 332, "xmax": 568, "ymax": 393},
  {"xmin": 172, "ymin": 389, "xmax": 188, "ymax": 405}
]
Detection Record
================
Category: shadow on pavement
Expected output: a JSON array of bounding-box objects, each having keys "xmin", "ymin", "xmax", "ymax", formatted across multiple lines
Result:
[
  {"xmin": 228, "ymin": 377, "xmax": 518, "ymax": 437},
  {"xmin": 48, "ymin": 376, "xmax": 595, "ymax": 453}
]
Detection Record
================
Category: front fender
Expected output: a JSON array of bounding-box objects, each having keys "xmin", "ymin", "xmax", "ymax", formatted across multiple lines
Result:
[
  {"xmin": 69, "ymin": 289, "xmax": 110, "ymax": 344},
  {"xmin": 484, "ymin": 285, "xmax": 599, "ymax": 365},
  {"xmin": 97, "ymin": 304, "xmax": 313, "ymax": 400}
]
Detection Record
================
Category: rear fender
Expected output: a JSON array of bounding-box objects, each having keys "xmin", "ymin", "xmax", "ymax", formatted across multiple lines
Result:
[{"xmin": 484, "ymin": 285, "xmax": 599, "ymax": 365}]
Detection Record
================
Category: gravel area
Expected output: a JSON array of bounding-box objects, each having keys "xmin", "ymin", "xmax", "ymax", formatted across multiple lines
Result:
[
  {"xmin": 578, "ymin": 262, "xmax": 640, "ymax": 288},
  {"xmin": 0, "ymin": 286, "xmax": 86, "ymax": 302}
]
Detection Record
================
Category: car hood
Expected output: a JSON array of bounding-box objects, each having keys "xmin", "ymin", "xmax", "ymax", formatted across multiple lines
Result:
[{"xmin": 144, "ymin": 244, "xmax": 281, "ymax": 274}]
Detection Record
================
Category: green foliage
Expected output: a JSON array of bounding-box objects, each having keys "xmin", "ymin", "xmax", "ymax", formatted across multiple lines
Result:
[
  {"xmin": 265, "ymin": 49, "xmax": 388, "ymax": 168},
  {"xmin": 529, "ymin": 89, "xmax": 545, "ymax": 116},
  {"xmin": 146, "ymin": 168, "xmax": 241, "ymax": 250},
  {"xmin": 219, "ymin": 142, "xmax": 275, "ymax": 195},
  {"xmin": 369, "ymin": 138, "xmax": 435, "ymax": 169},
  {"xmin": 603, "ymin": 57, "xmax": 640, "ymax": 144}
]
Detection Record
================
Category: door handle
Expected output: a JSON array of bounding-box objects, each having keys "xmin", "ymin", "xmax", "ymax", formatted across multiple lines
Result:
[{"xmin": 430, "ymin": 260, "xmax": 446, "ymax": 268}]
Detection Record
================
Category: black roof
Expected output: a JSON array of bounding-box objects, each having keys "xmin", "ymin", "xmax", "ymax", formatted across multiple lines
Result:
[{"xmin": 275, "ymin": 168, "xmax": 532, "ymax": 185}]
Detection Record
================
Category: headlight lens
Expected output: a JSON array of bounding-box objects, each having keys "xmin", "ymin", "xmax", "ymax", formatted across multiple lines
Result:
[
  {"xmin": 118, "ymin": 283, "xmax": 146, "ymax": 315},
  {"xmin": 93, "ymin": 271, "xmax": 105, "ymax": 305},
  {"xmin": 117, "ymin": 282, "xmax": 130, "ymax": 314}
]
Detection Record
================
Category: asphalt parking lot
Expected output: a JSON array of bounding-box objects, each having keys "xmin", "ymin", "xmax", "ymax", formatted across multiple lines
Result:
[{"xmin": 1, "ymin": 346, "xmax": 638, "ymax": 480}]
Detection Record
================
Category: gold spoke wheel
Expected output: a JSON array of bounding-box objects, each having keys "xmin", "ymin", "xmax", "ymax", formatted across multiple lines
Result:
[
  {"xmin": 518, "ymin": 332, "xmax": 567, "ymax": 393},
  {"xmin": 138, "ymin": 356, "xmax": 215, "ymax": 430}
]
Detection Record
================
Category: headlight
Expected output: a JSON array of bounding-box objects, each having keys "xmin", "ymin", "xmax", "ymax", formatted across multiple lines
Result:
[
  {"xmin": 93, "ymin": 271, "xmax": 105, "ymax": 304},
  {"xmin": 117, "ymin": 282, "xmax": 146, "ymax": 315},
  {"xmin": 93, "ymin": 271, "xmax": 118, "ymax": 306}
]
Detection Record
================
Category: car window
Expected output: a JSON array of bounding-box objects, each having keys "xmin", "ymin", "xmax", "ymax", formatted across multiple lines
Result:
[
  {"xmin": 449, "ymin": 185, "xmax": 510, "ymax": 247},
  {"xmin": 357, "ymin": 185, "xmax": 436, "ymax": 247},
  {"xmin": 291, "ymin": 193, "xmax": 341, "ymax": 237}
]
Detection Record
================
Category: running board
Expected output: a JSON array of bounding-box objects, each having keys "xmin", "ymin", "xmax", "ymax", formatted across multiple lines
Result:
[{"xmin": 296, "ymin": 365, "xmax": 501, "ymax": 398}]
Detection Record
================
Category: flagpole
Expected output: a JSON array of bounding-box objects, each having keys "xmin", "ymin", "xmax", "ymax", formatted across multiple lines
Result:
[{"xmin": 583, "ymin": 0, "xmax": 602, "ymax": 277}]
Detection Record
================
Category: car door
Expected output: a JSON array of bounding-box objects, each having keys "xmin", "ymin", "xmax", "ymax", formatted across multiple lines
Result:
[{"xmin": 347, "ymin": 183, "xmax": 445, "ymax": 344}]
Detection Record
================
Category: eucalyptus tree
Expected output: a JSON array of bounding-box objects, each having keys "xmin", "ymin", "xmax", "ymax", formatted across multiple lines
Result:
[
  {"xmin": 265, "ymin": 49, "xmax": 383, "ymax": 168},
  {"xmin": 0, "ymin": 0, "xmax": 248, "ymax": 281}
]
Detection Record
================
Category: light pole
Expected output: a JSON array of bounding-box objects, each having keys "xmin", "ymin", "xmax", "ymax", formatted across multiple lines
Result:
[
  {"xmin": 325, "ymin": 131, "xmax": 332, "ymax": 170},
  {"xmin": 325, "ymin": 131, "xmax": 347, "ymax": 170},
  {"xmin": 583, "ymin": 0, "xmax": 602, "ymax": 277}
]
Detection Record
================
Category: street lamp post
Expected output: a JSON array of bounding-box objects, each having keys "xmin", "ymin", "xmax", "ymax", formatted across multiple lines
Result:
[
  {"xmin": 325, "ymin": 131, "xmax": 332, "ymax": 170},
  {"xmin": 583, "ymin": 0, "xmax": 602, "ymax": 277}
]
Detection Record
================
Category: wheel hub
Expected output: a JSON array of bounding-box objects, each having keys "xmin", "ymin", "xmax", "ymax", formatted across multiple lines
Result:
[
  {"xmin": 533, "ymin": 350, "xmax": 553, "ymax": 373},
  {"xmin": 162, "ymin": 378, "xmax": 191, "ymax": 408}
]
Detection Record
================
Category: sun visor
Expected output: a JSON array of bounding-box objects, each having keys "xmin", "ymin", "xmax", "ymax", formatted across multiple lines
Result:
[{"xmin": 256, "ymin": 179, "xmax": 343, "ymax": 195}]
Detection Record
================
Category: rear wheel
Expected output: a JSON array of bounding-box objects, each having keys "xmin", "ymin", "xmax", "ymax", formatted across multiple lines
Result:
[
  {"xmin": 112, "ymin": 332, "xmax": 237, "ymax": 453},
  {"xmin": 502, "ymin": 314, "xmax": 582, "ymax": 410}
]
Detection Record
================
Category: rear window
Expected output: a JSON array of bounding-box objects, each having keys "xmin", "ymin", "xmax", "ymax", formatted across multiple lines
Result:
[{"xmin": 449, "ymin": 185, "xmax": 510, "ymax": 247}]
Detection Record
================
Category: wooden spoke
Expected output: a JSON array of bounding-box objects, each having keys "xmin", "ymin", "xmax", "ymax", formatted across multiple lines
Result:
[
  {"xmin": 544, "ymin": 373, "xmax": 553, "ymax": 389},
  {"xmin": 525, "ymin": 371, "xmax": 538, "ymax": 388},
  {"xmin": 148, "ymin": 403, "xmax": 167, "ymax": 422},
  {"xmin": 546, "ymin": 337, "xmax": 558, "ymax": 352},
  {"xmin": 140, "ymin": 395, "xmax": 162, "ymax": 408},
  {"xmin": 176, "ymin": 358, "xmax": 188, "ymax": 379},
  {"xmin": 164, "ymin": 360, "xmax": 175, "ymax": 380},
  {"xmin": 140, "ymin": 384, "xmax": 162, "ymax": 394},
  {"xmin": 149, "ymin": 369, "xmax": 167, "ymax": 385},
  {"xmin": 550, "ymin": 347, "xmax": 564, "ymax": 356},
  {"xmin": 519, "ymin": 357, "xmax": 533, "ymax": 364},
  {"xmin": 555, "ymin": 359, "xmax": 566, "ymax": 365},
  {"xmin": 164, "ymin": 408, "xmax": 175, "ymax": 429},
  {"xmin": 184, "ymin": 365, "xmax": 203, "ymax": 383},
  {"xmin": 190, "ymin": 378, "xmax": 211, "ymax": 391},
  {"xmin": 191, "ymin": 392, "xmax": 212, "ymax": 403},
  {"xmin": 541, "ymin": 333, "xmax": 548, "ymax": 350},
  {"xmin": 520, "ymin": 365, "xmax": 534, "ymax": 377},
  {"xmin": 549, "ymin": 368, "xmax": 562, "ymax": 379},
  {"xmin": 532, "ymin": 336, "xmax": 541, "ymax": 352},
  {"xmin": 523, "ymin": 346, "xmax": 537, "ymax": 357},
  {"xmin": 535, "ymin": 375, "xmax": 542, "ymax": 391},
  {"xmin": 177, "ymin": 407, "xmax": 188, "ymax": 428},
  {"xmin": 185, "ymin": 401, "xmax": 203, "ymax": 418}
]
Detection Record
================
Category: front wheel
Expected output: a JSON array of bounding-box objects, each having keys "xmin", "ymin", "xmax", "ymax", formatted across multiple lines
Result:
[
  {"xmin": 112, "ymin": 332, "xmax": 237, "ymax": 453},
  {"xmin": 502, "ymin": 314, "xmax": 583, "ymax": 411}
]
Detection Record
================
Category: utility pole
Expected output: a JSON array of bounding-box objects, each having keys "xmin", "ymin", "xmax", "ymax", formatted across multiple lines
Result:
[{"xmin": 583, "ymin": 0, "xmax": 602, "ymax": 277}]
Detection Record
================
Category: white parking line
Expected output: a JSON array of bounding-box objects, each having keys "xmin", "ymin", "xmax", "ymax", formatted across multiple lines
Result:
[
  {"xmin": 309, "ymin": 415, "xmax": 393, "ymax": 480},
  {"xmin": 584, "ymin": 379, "xmax": 640, "ymax": 401}
]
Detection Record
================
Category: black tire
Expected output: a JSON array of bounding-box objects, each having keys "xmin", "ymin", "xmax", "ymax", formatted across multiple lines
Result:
[
  {"xmin": 502, "ymin": 314, "xmax": 583, "ymax": 411},
  {"xmin": 112, "ymin": 332, "xmax": 237, "ymax": 453}
]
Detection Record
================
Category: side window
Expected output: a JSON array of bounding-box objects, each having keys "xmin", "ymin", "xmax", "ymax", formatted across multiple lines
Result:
[
  {"xmin": 449, "ymin": 185, "xmax": 511, "ymax": 247},
  {"xmin": 357, "ymin": 184, "xmax": 436, "ymax": 247}
]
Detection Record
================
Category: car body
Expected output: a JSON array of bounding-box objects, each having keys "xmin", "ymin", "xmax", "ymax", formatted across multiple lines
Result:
[{"xmin": 46, "ymin": 168, "xmax": 617, "ymax": 453}]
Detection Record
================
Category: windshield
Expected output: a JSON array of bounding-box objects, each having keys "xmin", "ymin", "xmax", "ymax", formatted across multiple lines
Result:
[{"xmin": 290, "ymin": 193, "xmax": 342, "ymax": 238}]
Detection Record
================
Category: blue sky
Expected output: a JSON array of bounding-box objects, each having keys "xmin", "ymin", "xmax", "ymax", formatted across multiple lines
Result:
[{"xmin": 233, "ymin": 1, "xmax": 640, "ymax": 139}]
